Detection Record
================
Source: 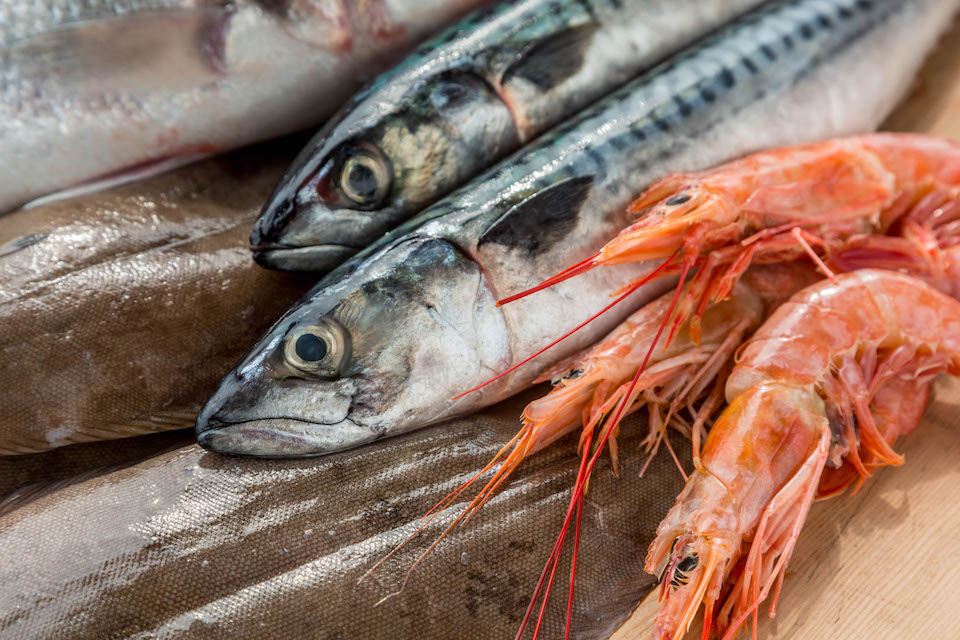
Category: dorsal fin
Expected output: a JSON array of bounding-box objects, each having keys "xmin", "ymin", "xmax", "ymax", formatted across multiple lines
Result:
[
  {"xmin": 501, "ymin": 23, "xmax": 600, "ymax": 91},
  {"xmin": 478, "ymin": 176, "xmax": 593, "ymax": 255}
]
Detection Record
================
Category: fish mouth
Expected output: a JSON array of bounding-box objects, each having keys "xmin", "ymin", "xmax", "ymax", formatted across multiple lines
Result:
[
  {"xmin": 196, "ymin": 416, "xmax": 376, "ymax": 457},
  {"xmin": 251, "ymin": 244, "xmax": 360, "ymax": 273}
]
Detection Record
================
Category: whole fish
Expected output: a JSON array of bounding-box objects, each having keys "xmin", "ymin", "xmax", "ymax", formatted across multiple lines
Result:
[
  {"xmin": 0, "ymin": 393, "xmax": 689, "ymax": 640},
  {"xmin": 0, "ymin": 140, "xmax": 313, "ymax": 455},
  {"xmin": 0, "ymin": 0, "xmax": 486, "ymax": 213},
  {"xmin": 197, "ymin": 0, "xmax": 958, "ymax": 457},
  {"xmin": 252, "ymin": 0, "xmax": 767, "ymax": 272}
]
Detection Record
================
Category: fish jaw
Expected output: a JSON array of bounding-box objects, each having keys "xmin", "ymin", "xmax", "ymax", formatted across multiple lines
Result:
[
  {"xmin": 252, "ymin": 55, "xmax": 520, "ymax": 272},
  {"xmin": 251, "ymin": 244, "xmax": 360, "ymax": 273},
  {"xmin": 249, "ymin": 187, "xmax": 385, "ymax": 272},
  {"xmin": 250, "ymin": 137, "xmax": 407, "ymax": 271},
  {"xmin": 194, "ymin": 347, "xmax": 371, "ymax": 456},
  {"xmin": 196, "ymin": 418, "xmax": 375, "ymax": 457}
]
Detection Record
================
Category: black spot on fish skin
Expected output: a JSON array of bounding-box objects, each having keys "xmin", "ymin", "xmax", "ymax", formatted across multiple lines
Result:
[
  {"xmin": 674, "ymin": 96, "xmax": 693, "ymax": 117},
  {"xmin": 574, "ymin": 0, "xmax": 598, "ymax": 21},
  {"xmin": 701, "ymin": 86, "xmax": 717, "ymax": 103},
  {"xmin": 799, "ymin": 23, "xmax": 815, "ymax": 39},
  {"xmin": 742, "ymin": 57, "xmax": 759, "ymax": 74},
  {"xmin": 761, "ymin": 44, "xmax": 776, "ymax": 61},
  {"xmin": 839, "ymin": 6, "xmax": 854, "ymax": 19},
  {"xmin": 586, "ymin": 147, "xmax": 607, "ymax": 172},
  {"xmin": 609, "ymin": 135, "xmax": 629, "ymax": 151},
  {"xmin": 818, "ymin": 14, "xmax": 833, "ymax": 28},
  {"xmin": 477, "ymin": 176, "xmax": 593, "ymax": 256},
  {"xmin": 502, "ymin": 22, "xmax": 599, "ymax": 91},
  {"xmin": 719, "ymin": 68, "xmax": 735, "ymax": 89},
  {"xmin": 654, "ymin": 118, "xmax": 671, "ymax": 133},
  {"xmin": 782, "ymin": 34, "xmax": 794, "ymax": 49},
  {"xmin": 856, "ymin": 0, "xmax": 873, "ymax": 10},
  {"xmin": 197, "ymin": 4, "xmax": 235, "ymax": 73}
]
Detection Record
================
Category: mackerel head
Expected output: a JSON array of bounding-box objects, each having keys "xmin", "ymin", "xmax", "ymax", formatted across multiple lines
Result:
[
  {"xmin": 199, "ymin": 0, "xmax": 960, "ymax": 456},
  {"xmin": 251, "ymin": 0, "xmax": 767, "ymax": 272}
]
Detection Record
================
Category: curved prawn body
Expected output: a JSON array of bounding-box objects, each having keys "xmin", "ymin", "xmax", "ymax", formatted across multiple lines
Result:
[
  {"xmin": 647, "ymin": 269, "xmax": 960, "ymax": 640},
  {"xmin": 503, "ymin": 133, "xmax": 960, "ymax": 344},
  {"xmin": 363, "ymin": 263, "xmax": 817, "ymax": 601},
  {"xmin": 525, "ymin": 284, "xmax": 763, "ymax": 472},
  {"xmin": 521, "ymin": 263, "xmax": 820, "ymax": 476}
]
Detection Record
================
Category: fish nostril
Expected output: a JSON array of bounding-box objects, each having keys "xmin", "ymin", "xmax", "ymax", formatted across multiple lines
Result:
[
  {"xmin": 252, "ymin": 197, "xmax": 294, "ymax": 246},
  {"xmin": 272, "ymin": 197, "xmax": 294, "ymax": 225}
]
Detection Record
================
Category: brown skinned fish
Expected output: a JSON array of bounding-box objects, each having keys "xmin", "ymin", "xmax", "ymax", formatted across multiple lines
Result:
[
  {"xmin": 0, "ymin": 429, "xmax": 193, "ymax": 515},
  {"xmin": 0, "ymin": 141, "xmax": 314, "ymax": 455},
  {"xmin": 0, "ymin": 391, "xmax": 689, "ymax": 639}
]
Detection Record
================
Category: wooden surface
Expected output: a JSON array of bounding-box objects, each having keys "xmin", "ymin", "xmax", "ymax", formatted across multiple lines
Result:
[{"xmin": 612, "ymin": 16, "xmax": 960, "ymax": 640}]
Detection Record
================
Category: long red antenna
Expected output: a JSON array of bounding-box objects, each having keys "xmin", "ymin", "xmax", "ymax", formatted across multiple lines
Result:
[
  {"xmin": 451, "ymin": 258, "xmax": 675, "ymax": 401},
  {"xmin": 498, "ymin": 253, "xmax": 600, "ymax": 306},
  {"xmin": 522, "ymin": 260, "xmax": 693, "ymax": 640}
]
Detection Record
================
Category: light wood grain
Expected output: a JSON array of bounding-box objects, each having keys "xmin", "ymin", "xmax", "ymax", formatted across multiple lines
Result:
[{"xmin": 612, "ymin": 14, "xmax": 960, "ymax": 640}]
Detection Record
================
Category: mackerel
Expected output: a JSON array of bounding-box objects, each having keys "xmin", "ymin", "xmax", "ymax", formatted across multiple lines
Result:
[
  {"xmin": 252, "ymin": 0, "xmax": 765, "ymax": 272},
  {"xmin": 198, "ymin": 0, "xmax": 958, "ymax": 456}
]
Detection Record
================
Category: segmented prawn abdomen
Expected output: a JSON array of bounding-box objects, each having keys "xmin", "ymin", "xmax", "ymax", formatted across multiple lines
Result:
[{"xmin": 728, "ymin": 272, "xmax": 906, "ymax": 398}]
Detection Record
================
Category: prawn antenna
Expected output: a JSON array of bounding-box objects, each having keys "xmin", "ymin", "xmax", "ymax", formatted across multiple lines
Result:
[
  {"xmin": 523, "ymin": 260, "xmax": 693, "ymax": 640},
  {"xmin": 497, "ymin": 254, "xmax": 600, "ymax": 306},
  {"xmin": 452, "ymin": 257, "xmax": 676, "ymax": 402}
]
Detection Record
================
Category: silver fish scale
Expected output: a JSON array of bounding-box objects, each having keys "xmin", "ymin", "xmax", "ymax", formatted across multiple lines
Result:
[
  {"xmin": 499, "ymin": 0, "xmax": 896, "ymax": 200},
  {"xmin": 0, "ymin": 0, "xmax": 195, "ymax": 47}
]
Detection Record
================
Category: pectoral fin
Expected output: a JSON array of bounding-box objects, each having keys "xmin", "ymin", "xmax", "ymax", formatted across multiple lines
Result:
[
  {"xmin": 502, "ymin": 23, "xmax": 599, "ymax": 91},
  {"xmin": 478, "ymin": 175, "xmax": 593, "ymax": 256}
]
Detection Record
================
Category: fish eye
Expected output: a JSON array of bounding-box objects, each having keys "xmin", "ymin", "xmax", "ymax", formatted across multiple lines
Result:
[
  {"xmin": 338, "ymin": 146, "xmax": 391, "ymax": 208},
  {"xmin": 283, "ymin": 318, "xmax": 351, "ymax": 377}
]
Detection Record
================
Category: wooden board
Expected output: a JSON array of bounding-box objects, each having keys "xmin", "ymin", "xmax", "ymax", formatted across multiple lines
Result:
[{"xmin": 612, "ymin": 15, "xmax": 960, "ymax": 640}]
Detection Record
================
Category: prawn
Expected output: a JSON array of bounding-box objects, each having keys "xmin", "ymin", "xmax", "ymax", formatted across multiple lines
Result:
[
  {"xmin": 647, "ymin": 269, "xmax": 960, "ymax": 640},
  {"xmin": 360, "ymin": 264, "xmax": 815, "ymax": 599},
  {"xmin": 501, "ymin": 134, "xmax": 960, "ymax": 640},
  {"xmin": 501, "ymin": 133, "xmax": 960, "ymax": 344}
]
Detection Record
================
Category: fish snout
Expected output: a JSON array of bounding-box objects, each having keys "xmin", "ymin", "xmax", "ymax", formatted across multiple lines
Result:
[
  {"xmin": 250, "ymin": 195, "xmax": 367, "ymax": 272},
  {"xmin": 195, "ymin": 371, "xmax": 374, "ymax": 457},
  {"xmin": 250, "ymin": 195, "xmax": 294, "ymax": 248}
]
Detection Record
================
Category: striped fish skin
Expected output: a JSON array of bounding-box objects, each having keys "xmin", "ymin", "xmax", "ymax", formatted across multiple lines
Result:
[
  {"xmin": 198, "ymin": 0, "xmax": 959, "ymax": 457},
  {"xmin": 252, "ymin": 0, "xmax": 766, "ymax": 273},
  {"xmin": 0, "ymin": 0, "xmax": 486, "ymax": 213}
]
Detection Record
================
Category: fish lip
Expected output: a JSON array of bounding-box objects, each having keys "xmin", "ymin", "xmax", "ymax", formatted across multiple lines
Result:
[
  {"xmin": 196, "ymin": 416, "xmax": 376, "ymax": 457},
  {"xmin": 251, "ymin": 244, "xmax": 360, "ymax": 272}
]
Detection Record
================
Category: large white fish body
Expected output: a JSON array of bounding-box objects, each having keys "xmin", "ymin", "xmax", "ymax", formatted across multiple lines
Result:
[{"xmin": 0, "ymin": 0, "xmax": 486, "ymax": 212}]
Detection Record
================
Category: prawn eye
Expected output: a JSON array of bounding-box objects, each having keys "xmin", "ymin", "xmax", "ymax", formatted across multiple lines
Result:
[
  {"xmin": 283, "ymin": 318, "xmax": 351, "ymax": 377},
  {"xmin": 676, "ymin": 554, "xmax": 699, "ymax": 573},
  {"xmin": 339, "ymin": 146, "xmax": 391, "ymax": 208}
]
